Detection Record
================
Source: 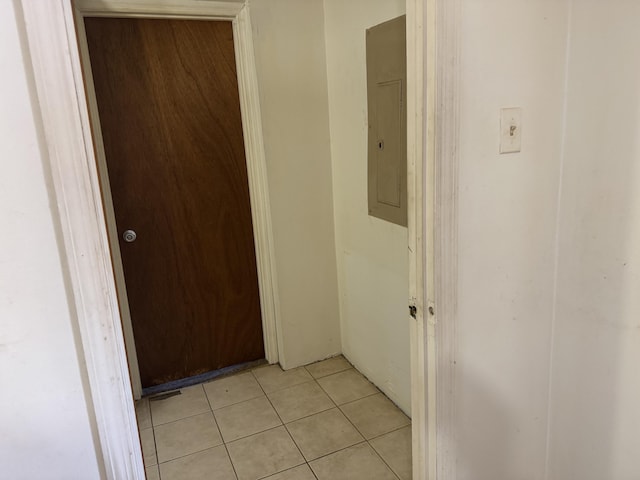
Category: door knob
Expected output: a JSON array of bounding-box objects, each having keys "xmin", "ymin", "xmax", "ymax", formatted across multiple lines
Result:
[{"xmin": 123, "ymin": 230, "xmax": 137, "ymax": 243}]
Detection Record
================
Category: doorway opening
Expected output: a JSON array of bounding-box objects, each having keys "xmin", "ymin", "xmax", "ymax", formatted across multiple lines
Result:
[
  {"xmin": 75, "ymin": 3, "xmax": 282, "ymax": 399},
  {"xmin": 20, "ymin": 0, "xmax": 437, "ymax": 478},
  {"xmin": 81, "ymin": 16, "xmax": 269, "ymax": 395}
]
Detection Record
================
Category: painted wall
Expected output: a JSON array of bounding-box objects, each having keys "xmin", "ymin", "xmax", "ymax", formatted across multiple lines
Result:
[
  {"xmin": 456, "ymin": 1, "xmax": 569, "ymax": 478},
  {"xmin": 547, "ymin": 2, "xmax": 640, "ymax": 478},
  {"xmin": 323, "ymin": 0, "xmax": 410, "ymax": 413},
  {"xmin": 249, "ymin": 0, "xmax": 342, "ymax": 368},
  {"xmin": 0, "ymin": 3, "xmax": 101, "ymax": 479}
]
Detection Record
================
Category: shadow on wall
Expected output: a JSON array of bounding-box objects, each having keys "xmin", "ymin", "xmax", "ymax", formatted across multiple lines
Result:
[
  {"xmin": 549, "ymin": 2, "xmax": 640, "ymax": 478},
  {"xmin": 455, "ymin": 365, "xmax": 519, "ymax": 480}
]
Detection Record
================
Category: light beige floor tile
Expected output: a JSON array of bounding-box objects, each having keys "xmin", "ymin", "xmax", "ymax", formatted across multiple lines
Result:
[
  {"xmin": 310, "ymin": 442, "xmax": 398, "ymax": 480},
  {"xmin": 263, "ymin": 464, "xmax": 316, "ymax": 480},
  {"xmin": 268, "ymin": 381, "xmax": 334, "ymax": 423},
  {"xmin": 227, "ymin": 426, "xmax": 305, "ymax": 480},
  {"xmin": 150, "ymin": 385, "xmax": 210, "ymax": 426},
  {"xmin": 305, "ymin": 355, "xmax": 351, "ymax": 379},
  {"xmin": 135, "ymin": 398, "xmax": 151, "ymax": 430},
  {"xmin": 140, "ymin": 427, "xmax": 157, "ymax": 467},
  {"xmin": 145, "ymin": 465, "xmax": 160, "ymax": 480},
  {"xmin": 370, "ymin": 425, "xmax": 412, "ymax": 480},
  {"xmin": 340, "ymin": 393, "xmax": 410, "ymax": 439},
  {"xmin": 154, "ymin": 411, "xmax": 223, "ymax": 463},
  {"xmin": 252, "ymin": 365, "xmax": 313, "ymax": 393},
  {"xmin": 214, "ymin": 396, "xmax": 281, "ymax": 442},
  {"xmin": 285, "ymin": 408, "xmax": 363, "ymax": 461},
  {"xmin": 316, "ymin": 369, "xmax": 378, "ymax": 405},
  {"xmin": 159, "ymin": 445, "xmax": 236, "ymax": 480},
  {"xmin": 204, "ymin": 371, "xmax": 265, "ymax": 410}
]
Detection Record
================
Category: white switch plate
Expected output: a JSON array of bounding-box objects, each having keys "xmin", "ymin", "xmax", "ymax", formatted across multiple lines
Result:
[{"xmin": 500, "ymin": 107, "xmax": 522, "ymax": 154}]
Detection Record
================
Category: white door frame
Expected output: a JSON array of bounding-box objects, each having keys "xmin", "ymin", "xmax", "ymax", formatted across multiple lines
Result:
[
  {"xmin": 19, "ymin": 0, "xmax": 459, "ymax": 478},
  {"xmin": 75, "ymin": 0, "xmax": 282, "ymax": 399},
  {"xmin": 406, "ymin": 0, "xmax": 431, "ymax": 476},
  {"xmin": 407, "ymin": 0, "xmax": 459, "ymax": 478},
  {"xmin": 431, "ymin": 0, "xmax": 460, "ymax": 477}
]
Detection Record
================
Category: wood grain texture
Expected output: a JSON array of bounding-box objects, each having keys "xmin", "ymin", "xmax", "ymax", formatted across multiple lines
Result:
[{"xmin": 84, "ymin": 17, "xmax": 264, "ymax": 387}]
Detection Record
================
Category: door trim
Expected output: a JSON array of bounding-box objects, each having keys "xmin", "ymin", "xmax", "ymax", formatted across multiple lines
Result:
[
  {"xmin": 433, "ymin": 1, "xmax": 461, "ymax": 477},
  {"xmin": 407, "ymin": 0, "xmax": 460, "ymax": 477},
  {"xmin": 406, "ymin": 0, "xmax": 429, "ymax": 477},
  {"xmin": 74, "ymin": 2, "xmax": 283, "ymax": 398},
  {"xmin": 18, "ymin": 0, "xmax": 459, "ymax": 478}
]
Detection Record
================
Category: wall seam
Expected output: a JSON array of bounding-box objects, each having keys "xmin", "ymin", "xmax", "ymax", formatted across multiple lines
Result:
[
  {"xmin": 319, "ymin": 0, "xmax": 348, "ymax": 357},
  {"xmin": 543, "ymin": 1, "xmax": 574, "ymax": 478}
]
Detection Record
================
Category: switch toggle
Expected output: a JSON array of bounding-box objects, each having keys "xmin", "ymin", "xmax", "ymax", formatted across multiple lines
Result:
[{"xmin": 500, "ymin": 107, "xmax": 522, "ymax": 154}]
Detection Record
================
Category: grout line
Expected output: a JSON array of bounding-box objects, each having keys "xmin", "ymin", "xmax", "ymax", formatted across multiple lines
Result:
[
  {"xmin": 366, "ymin": 422, "xmax": 412, "ymax": 442},
  {"xmin": 221, "ymin": 442, "xmax": 240, "ymax": 480},
  {"xmin": 210, "ymin": 393, "xmax": 267, "ymax": 413},
  {"xmin": 314, "ymin": 379, "xmax": 380, "ymax": 408},
  {"xmin": 254, "ymin": 462, "xmax": 308, "ymax": 480},
  {"xmin": 333, "ymin": 405, "xmax": 367, "ymax": 442},
  {"xmin": 145, "ymin": 399, "xmax": 160, "ymax": 471},
  {"xmin": 305, "ymin": 440, "xmax": 369, "ymax": 464},
  {"xmin": 366, "ymin": 438, "xmax": 402, "ymax": 480},
  {"xmin": 154, "ymin": 443, "xmax": 225, "ymax": 466},
  {"xmin": 151, "ymin": 408, "xmax": 213, "ymax": 428},
  {"xmin": 210, "ymin": 391, "xmax": 266, "ymax": 412},
  {"xmin": 309, "ymin": 466, "xmax": 320, "ymax": 480},
  {"xmin": 279, "ymin": 405, "xmax": 337, "ymax": 426},
  {"xmin": 337, "ymin": 384, "xmax": 407, "ymax": 415},
  {"xmin": 201, "ymin": 390, "xmax": 228, "ymax": 462},
  {"xmin": 147, "ymin": 429, "xmax": 159, "ymax": 469},
  {"xmin": 222, "ymin": 422, "xmax": 285, "ymax": 445},
  {"xmin": 334, "ymin": 390, "xmax": 381, "ymax": 408},
  {"xmin": 202, "ymin": 383, "xmax": 217, "ymax": 411},
  {"xmin": 304, "ymin": 363, "xmax": 353, "ymax": 380},
  {"xmin": 262, "ymin": 378, "xmax": 317, "ymax": 396}
]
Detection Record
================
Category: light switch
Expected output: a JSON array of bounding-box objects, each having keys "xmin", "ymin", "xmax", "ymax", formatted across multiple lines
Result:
[{"xmin": 500, "ymin": 107, "xmax": 522, "ymax": 154}]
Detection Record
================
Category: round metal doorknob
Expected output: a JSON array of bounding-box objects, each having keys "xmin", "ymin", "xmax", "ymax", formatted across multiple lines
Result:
[{"xmin": 123, "ymin": 230, "xmax": 137, "ymax": 243}]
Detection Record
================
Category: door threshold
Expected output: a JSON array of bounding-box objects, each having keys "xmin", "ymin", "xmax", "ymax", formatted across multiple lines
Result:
[{"xmin": 142, "ymin": 358, "xmax": 268, "ymax": 397}]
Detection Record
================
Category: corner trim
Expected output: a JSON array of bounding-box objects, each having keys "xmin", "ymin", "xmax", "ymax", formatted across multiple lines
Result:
[{"xmin": 434, "ymin": 0, "xmax": 460, "ymax": 478}]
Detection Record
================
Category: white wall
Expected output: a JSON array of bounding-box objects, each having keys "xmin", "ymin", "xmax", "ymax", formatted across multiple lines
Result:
[
  {"xmin": 547, "ymin": 2, "xmax": 640, "ymax": 479},
  {"xmin": 456, "ymin": 1, "xmax": 570, "ymax": 478},
  {"xmin": 0, "ymin": 3, "xmax": 101, "ymax": 479},
  {"xmin": 323, "ymin": 0, "xmax": 410, "ymax": 413},
  {"xmin": 249, "ymin": 0, "xmax": 342, "ymax": 368}
]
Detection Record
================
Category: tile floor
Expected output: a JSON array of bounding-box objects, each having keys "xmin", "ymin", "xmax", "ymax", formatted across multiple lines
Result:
[{"xmin": 136, "ymin": 355, "xmax": 412, "ymax": 480}]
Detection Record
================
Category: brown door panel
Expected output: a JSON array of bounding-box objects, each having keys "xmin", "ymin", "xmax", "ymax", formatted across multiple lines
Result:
[{"xmin": 84, "ymin": 18, "xmax": 264, "ymax": 387}]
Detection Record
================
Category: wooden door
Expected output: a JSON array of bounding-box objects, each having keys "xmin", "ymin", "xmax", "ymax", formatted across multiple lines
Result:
[{"xmin": 84, "ymin": 18, "xmax": 265, "ymax": 387}]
